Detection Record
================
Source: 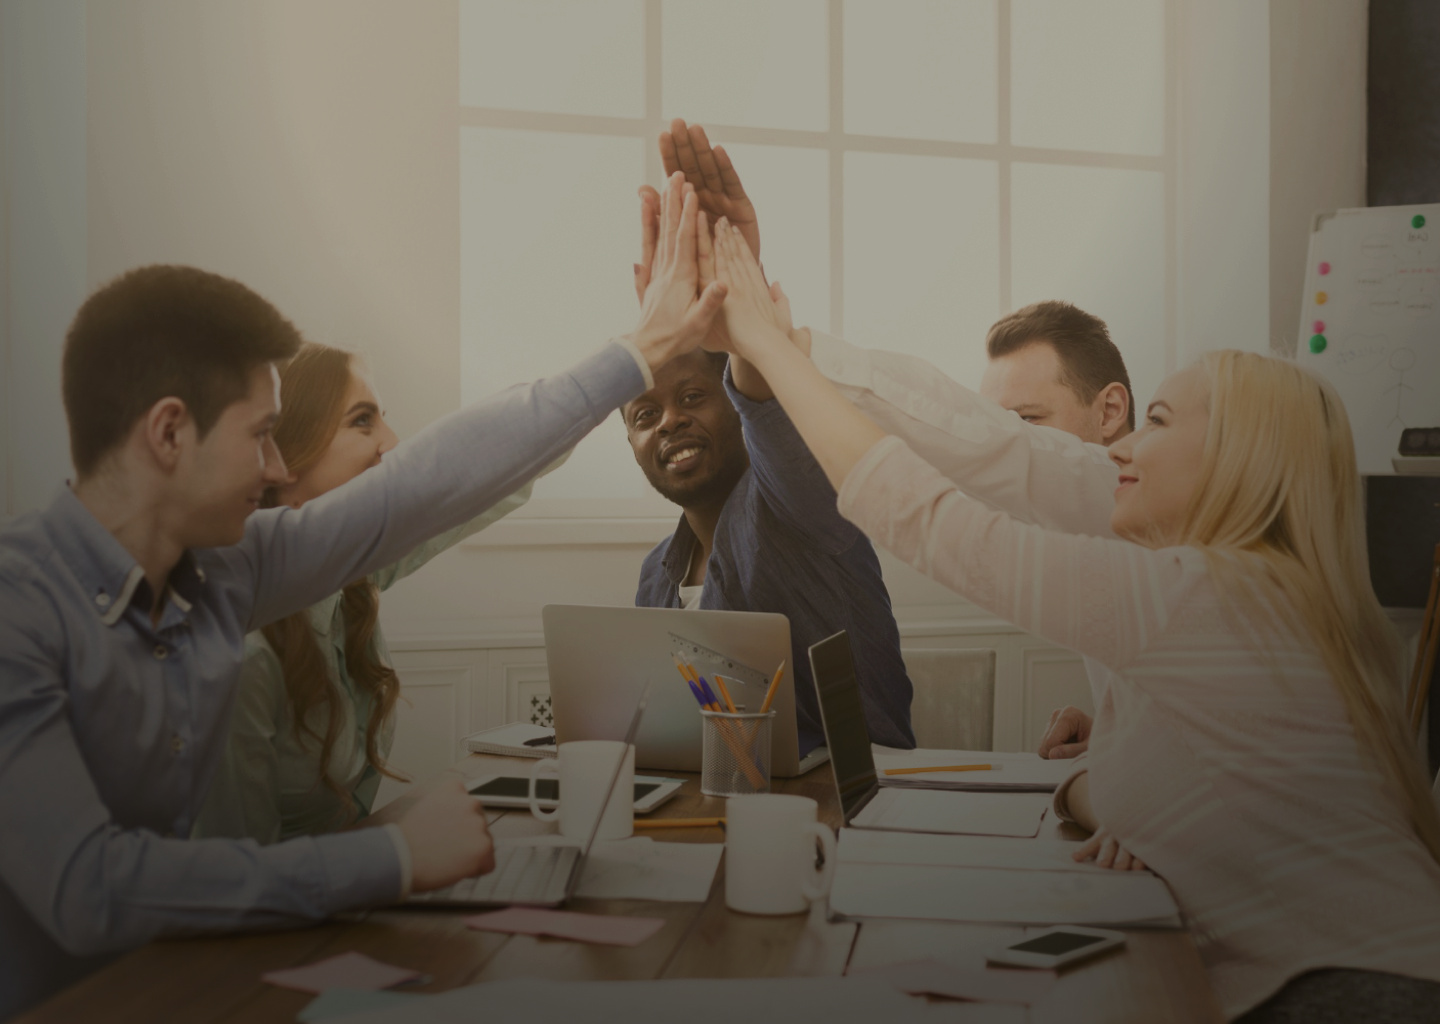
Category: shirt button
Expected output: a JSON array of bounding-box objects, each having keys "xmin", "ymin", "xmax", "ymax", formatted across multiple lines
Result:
[
  {"xmin": 171, "ymin": 735, "xmax": 184, "ymax": 754},
  {"xmin": 95, "ymin": 593, "xmax": 111, "ymax": 608},
  {"xmin": 153, "ymin": 645, "xmax": 168, "ymax": 660}
]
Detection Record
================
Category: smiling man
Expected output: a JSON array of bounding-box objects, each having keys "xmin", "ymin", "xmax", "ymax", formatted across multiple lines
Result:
[{"xmin": 624, "ymin": 345, "xmax": 916, "ymax": 753}]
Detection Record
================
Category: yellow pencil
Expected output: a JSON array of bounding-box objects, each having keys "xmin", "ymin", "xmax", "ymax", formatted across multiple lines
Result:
[
  {"xmin": 713, "ymin": 674, "xmax": 738, "ymax": 713},
  {"xmin": 883, "ymin": 764, "xmax": 996, "ymax": 775},
  {"xmin": 633, "ymin": 817, "xmax": 725, "ymax": 830},
  {"xmin": 758, "ymin": 659, "xmax": 786, "ymax": 714}
]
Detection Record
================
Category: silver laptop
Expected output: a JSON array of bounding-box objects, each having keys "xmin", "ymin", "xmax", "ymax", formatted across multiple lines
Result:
[
  {"xmin": 409, "ymin": 684, "xmax": 650, "ymax": 908},
  {"xmin": 542, "ymin": 604, "xmax": 829, "ymax": 777}
]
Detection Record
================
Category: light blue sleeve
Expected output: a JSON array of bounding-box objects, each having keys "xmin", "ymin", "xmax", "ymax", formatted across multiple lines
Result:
[{"xmin": 239, "ymin": 344, "xmax": 643, "ymax": 632}]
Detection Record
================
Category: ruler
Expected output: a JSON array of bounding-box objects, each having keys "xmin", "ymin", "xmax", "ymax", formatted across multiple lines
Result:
[{"xmin": 667, "ymin": 631, "xmax": 772, "ymax": 692}]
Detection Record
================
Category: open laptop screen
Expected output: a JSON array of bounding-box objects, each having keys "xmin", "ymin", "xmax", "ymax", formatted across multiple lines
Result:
[{"xmin": 808, "ymin": 631, "xmax": 879, "ymax": 823}]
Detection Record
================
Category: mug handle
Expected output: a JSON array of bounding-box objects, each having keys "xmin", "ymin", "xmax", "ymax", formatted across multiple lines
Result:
[
  {"xmin": 798, "ymin": 822, "xmax": 838, "ymax": 903},
  {"xmin": 529, "ymin": 758, "xmax": 561, "ymax": 822}
]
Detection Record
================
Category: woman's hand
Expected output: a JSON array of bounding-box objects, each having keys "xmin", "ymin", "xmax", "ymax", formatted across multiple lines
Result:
[
  {"xmin": 712, "ymin": 219, "xmax": 791, "ymax": 359},
  {"xmin": 630, "ymin": 172, "xmax": 728, "ymax": 373},
  {"xmin": 1073, "ymin": 826, "xmax": 1148, "ymax": 872}
]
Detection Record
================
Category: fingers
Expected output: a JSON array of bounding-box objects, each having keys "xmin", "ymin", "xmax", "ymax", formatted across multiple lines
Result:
[
  {"xmin": 659, "ymin": 171, "xmax": 684, "ymax": 266},
  {"xmin": 669, "ymin": 119, "xmax": 704, "ymax": 188},
  {"xmin": 689, "ymin": 124, "xmax": 726, "ymax": 193},
  {"xmin": 675, "ymin": 189, "xmax": 701, "ymax": 282},
  {"xmin": 1073, "ymin": 833, "xmax": 1102, "ymax": 862},
  {"xmin": 1114, "ymin": 846, "xmax": 1134, "ymax": 871},
  {"xmin": 696, "ymin": 210, "xmax": 716, "ymax": 288},
  {"xmin": 637, "ymin": 188, "xmax": 659, "ymax": 302},
  {"xmin": 713, "ymin": 144, "xmax": 748, "ymax": 202},
  {"xmin": 659, "ymin": 130, "xmax": 680, "ymax": 179},
  {"xmin": 1131, "ymin": 856, "xmax": 1147, "ymax": 872},
  {"xmin": 770, "ymin": 281, "xmax": 794, "ymax": 332},
  {"xmin": 1096, "ymin": 836, "xmax": 1119, "ymax": 869},
  {"xmin": 689, "ymin": 280, "xmax": 728, "ymax": 331}
]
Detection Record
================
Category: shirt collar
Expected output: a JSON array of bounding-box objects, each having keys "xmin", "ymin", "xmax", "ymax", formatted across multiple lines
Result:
[
  {"xmin": 44, "ymin": 485, "xmax": 206, "ymax": 626},
  {"xmin": 659, "ymin": 513, "xmax": 699, "ymax": 587}
]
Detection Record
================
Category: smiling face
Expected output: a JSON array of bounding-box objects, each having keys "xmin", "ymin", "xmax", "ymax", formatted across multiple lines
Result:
[
  {"xmin": 623, "ymin": 351, "xmax": 749, "ymax": 511},
  {"xmin": 275, "ymin": 368, "xmax": 399, "ymax": 509},
  {"xmin": 1107, "ymin": 367, "xmax": 1211, "ymax": 546},
  {"xmin": 173, "ymin": 362, "xmax": 289, "ymax": 547}
]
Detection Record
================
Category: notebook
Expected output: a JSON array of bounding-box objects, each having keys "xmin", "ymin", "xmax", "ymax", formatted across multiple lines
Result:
[{"xmin": 464, "ymin": 722, "xmax": 557, "ymax": 758}]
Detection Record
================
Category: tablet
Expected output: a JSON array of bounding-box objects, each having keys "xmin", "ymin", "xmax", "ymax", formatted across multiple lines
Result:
[{"xmin": 466, "ymin": 774, "xmax": 684, "ymax": 814}]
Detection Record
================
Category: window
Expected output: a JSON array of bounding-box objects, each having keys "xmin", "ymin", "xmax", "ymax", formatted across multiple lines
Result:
[{"xmin": 459, "ymin": 0, "xmax": 1174, "ymax": 507}]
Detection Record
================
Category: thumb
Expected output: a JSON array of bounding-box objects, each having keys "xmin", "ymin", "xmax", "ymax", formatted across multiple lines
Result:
[
  {"xmin": 634, "ymin": 263, "xmax": 651, "ymax": 305},
  {"xmin": 690, "ymin": 280, "xmax": 728, "ymax": 325},
  {"xmin": 769, "ymin": 280, "xmax": 793, "ymax": 330}
]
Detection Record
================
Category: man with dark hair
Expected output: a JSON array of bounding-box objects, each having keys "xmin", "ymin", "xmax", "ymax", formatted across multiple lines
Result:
[
  {"xmin": 980, "ymin": 300, "xmax": 1133, "ymax": 447},
  {"xmin": 627, "ymin": 132, "xmax": 916, "ymax": 752},
  {"xmin": 0, "ymin": 171, "xmax": 723, "ymax": 1018}
]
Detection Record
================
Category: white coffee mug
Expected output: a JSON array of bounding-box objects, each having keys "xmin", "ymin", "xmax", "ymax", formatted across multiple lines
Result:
[
  {"xmin": 529, "ymin": 740, "xmax": 634, "ymax": 841},
  {"xmin": 724, "ymin": 794, "xmax": 837, "ymax": 915}
]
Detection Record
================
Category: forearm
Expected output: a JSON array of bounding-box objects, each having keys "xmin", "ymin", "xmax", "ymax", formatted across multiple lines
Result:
[
  {"xmin": 1057, "ymin": 770, "xmax": 1098, "ymax": 832},
  {"xmin": 728, "ymin": 353, "xmax": 775, "ymax": 402},
  {"xmin": 742, "ymin": 328, "xmax": 887, "ymax": 492}
]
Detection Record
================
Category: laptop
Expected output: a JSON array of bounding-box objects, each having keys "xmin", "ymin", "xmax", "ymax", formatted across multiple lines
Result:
[
  {"xmin": 542, "ymin": 604, "xmax": 829, "ymax": 776},
  {"xmin": 409, "ymin": 684, "xmax": 650, "ymax": 908},
  {"xmin": 809, "ymin": 631, "xmax": 1049, "ymax": 839}
]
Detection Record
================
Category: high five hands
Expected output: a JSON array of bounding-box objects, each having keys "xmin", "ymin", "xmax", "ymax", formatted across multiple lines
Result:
[{"xmin": 630, "ymin": 171, "xmax": 728, "ymax": 374}]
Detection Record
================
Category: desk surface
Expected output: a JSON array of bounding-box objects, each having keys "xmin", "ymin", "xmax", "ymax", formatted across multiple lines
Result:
[{"xmin": 20, "ymin": 756, "xmax": 1223, "ymax": 1024}]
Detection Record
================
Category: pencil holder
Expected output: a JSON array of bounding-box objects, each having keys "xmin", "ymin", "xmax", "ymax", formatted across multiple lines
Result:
[{"xmin": 700, "ymin": 709, "xmax": 774, "ymax": 798}]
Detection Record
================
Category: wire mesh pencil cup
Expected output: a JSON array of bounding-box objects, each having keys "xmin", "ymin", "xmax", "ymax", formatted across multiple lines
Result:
[{"xmin": 700, "ymin": 709, "xmax": 774, "ymax": 797}]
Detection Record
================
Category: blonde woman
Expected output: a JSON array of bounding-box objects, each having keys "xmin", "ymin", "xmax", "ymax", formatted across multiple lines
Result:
[
  {"xmin": 195, "ymin": 343, "xmax": 540, "ymax": 842},
  {"xmin": 707, "ymin": 220, "xmax": 1440, "ymax": 1021}
]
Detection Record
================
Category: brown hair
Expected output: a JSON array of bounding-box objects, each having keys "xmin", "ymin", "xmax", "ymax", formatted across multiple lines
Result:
[
  {"xmin": 986, "ymin": 301, "xmax": 1135, "ymax": 431},
  {"xmin": 260, "ymin": 342, "xmax": 405, "ymax": 819},
  {"xmin": 63, "ymin": 265, "xmax": 302, "ymax": 476}
]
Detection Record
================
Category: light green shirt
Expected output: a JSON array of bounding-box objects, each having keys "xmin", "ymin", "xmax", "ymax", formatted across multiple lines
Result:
[{"xmin": 193, "ymin": 485, "xmax": 531, "ymax": 844}]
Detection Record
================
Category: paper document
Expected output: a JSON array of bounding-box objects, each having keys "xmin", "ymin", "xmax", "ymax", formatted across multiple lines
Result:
[
  {"xmin": 851, "ymin": 788, "xmax": 1049, "ymax": 838},
  {"xmin": 830, "ymin": 862, "xmax": 1180, "ymax": 926},
  {"xmin": 873, "ymin": 746, "xmax": 1075, "ymax": 792},
  {"xmin": 838, "ymin": 828, "xmax": 1132, "ymax": 875},
  {"xmin": 299, "ymin": 990, "xmax": 421, "ymax": 1021},
  {"xmin": 260, "ymin": 952, "xmax": 423, "ymax": 994},
  {"xmin": 319, "ymin": 977, "xmax": 939, "ymax": 1024},
  {"xmin": 490, "ymin": 835, "xmax": 722, "ymax": 901}
]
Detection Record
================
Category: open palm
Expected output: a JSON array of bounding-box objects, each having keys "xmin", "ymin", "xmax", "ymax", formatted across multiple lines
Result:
[{"xmin": 661, "ymin": 120, "xmax": 760, "ymax": 259}]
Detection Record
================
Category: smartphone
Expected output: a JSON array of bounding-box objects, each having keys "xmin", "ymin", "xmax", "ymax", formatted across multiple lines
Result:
[
  {"xmin": 465, "ymin": 774, "xmax": 683, "ymax": 813},
  {"xmin": 984, "ymin": 926, "xmax": 1126, "ymax": 970}
]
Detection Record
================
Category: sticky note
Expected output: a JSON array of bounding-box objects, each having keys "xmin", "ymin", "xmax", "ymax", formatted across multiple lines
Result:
[
  {"xmin": 467, "ymin": 907, "xmax": 665, "ymax": 946},
  {"xmin": 1414, "ymin": 214, "xmax": 1427, "ymax": 229},
  {"xmin": 1315, "ymin": 291, "xmax": 1328, "ymax": 305},
  {"xmin": 261, "ymin": 952, "xmax": 424, "ymax": 994},
  {"xmin": 1309, "ymin": 334, "xmax": 1327, "ymax": 354},
  {"xmin": 1312, "ymin": 320, "xmax": 1325, "ymax": 333},
  {"xmin": 1318, "ymin": 261, "xmax": 1331, "ymax": 275}
]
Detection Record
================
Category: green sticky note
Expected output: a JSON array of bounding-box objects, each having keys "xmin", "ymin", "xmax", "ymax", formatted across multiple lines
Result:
[
  {"xmin": 1414, "ymin": 214, "xmax": 1427, "ymax": 229},
  {"xmin": 1309, "ymin": 334, "xmax": 1327, "ymax": 354}
]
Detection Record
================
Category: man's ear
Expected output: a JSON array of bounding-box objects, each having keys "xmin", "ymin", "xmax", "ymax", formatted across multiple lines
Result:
[
  {"xmin": 140, "ymin": 397, "xmax": 193, "ymax": 471},
  {"xmin": 1097, "ymin": 382, "xmax": 1131, "ymax": 444}
]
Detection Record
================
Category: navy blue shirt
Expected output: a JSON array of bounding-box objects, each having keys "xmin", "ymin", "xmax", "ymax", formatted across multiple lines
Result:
[{"xmin": 635, "ymin": 369, "xmax": 915, "ymax": 750}]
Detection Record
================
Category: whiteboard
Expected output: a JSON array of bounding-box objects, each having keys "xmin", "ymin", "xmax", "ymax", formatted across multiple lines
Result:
[{"xmin": 1295, "ymin": 203, "xmax": 1440, "ymax": 474}]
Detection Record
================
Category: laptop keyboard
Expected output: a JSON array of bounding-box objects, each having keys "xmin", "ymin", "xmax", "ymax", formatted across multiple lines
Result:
[{"xmin": 410, "ymin": 844, "xmax": 577, "ymax": 906}]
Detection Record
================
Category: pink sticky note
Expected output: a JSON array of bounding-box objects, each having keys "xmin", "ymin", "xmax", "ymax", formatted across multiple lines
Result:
[
  {"xmin": 466, "ymin": 907, "xmax": 664, "ymax": 947},
  {"xmin": 1318, "ymin": 261, "xmax": 1331, "ymax": 275},
  {"xmin": 849, "ymin": 958, "xmax": 1058, "ymax": 1006},
  {"xmin": 261, "ymin": 951, "xmax": 424, "ymax": 994},
  {"xmin": 1313, "ymin": 319, "xmax": 1326, "ymax": 333}
]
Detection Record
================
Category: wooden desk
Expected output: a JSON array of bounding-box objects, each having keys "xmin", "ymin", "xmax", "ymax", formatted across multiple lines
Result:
[{"xmin": 19, "ymin": 756, "xmax": 1223, "ymax": 1023}]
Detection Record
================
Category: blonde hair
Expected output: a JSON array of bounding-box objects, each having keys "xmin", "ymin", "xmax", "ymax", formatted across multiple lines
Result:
[
  {"xmin": 1180, "ymin": 349, "xmax": 1440, "ymax": 863},
  {"xmin": 261, "ymin": 342, "xmax": 406, "ymax": 822}
]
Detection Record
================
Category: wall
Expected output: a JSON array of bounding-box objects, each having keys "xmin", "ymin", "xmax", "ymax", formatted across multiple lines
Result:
[{"xmin": 1268, "ymin": 0, "xmax": 1368, "ymax": 356}]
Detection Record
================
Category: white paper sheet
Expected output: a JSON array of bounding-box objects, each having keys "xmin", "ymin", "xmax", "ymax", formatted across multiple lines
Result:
[
  {"xmin": 838, "ymin": 828, "xmax": 1127, "ymax": 875},
  {"xmin": 491, "ymin": 835, "xmax": 723, "ymax": 902},
  {"xmin": 851, "ymin": 789, "xmax": 1050, "ymax": 838},
  {"xmin": 872, "ymin": 746, "xmax": 1075, "ymax": 792},
  {"xmin": 829, "ymin": 861, "xmax": 1180, "ymax": 927},
  {"xmin": 327, "ymin": 977, "xmax": 937, "ymax": 1024}
]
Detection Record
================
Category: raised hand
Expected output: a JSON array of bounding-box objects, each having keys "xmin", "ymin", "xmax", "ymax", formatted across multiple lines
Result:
[
  {"xmin": 661, "ymin": 120, "xmax": 761, "ymax": 259},
  {"xmin": 711, "ymin": 219, "xmax": 789, "ymax": 360},
  {"xmin": 1038, "ymin": 706, "xmax": 1093, "ymax": 759},
  {"xmin": 631, "ymin": 172, "xmax": 728, "ymax": 372}
]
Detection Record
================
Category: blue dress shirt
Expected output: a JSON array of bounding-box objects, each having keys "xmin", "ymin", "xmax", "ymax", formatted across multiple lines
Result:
[
  {"xmin": 635, "ymin": 368, "xmax": 916, "ymax": 751},
  {"xmin": 0, "ymin": 342, "xmax": 645, "ymax": 1019}
]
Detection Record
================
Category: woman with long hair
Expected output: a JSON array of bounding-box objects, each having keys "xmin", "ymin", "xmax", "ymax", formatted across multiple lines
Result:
[
  {"xmin": 706, "ymin": 221, "xmax": 1440, "ymax": 1021},
  {"xmin": 195, "ymin": 342, "xmax": 540, "ymax": 842}
]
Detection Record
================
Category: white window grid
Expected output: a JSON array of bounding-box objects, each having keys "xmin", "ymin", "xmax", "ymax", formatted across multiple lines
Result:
[{"xmin": 458, "ymin": 0, "xmax": 1178, "ymax": 373}]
